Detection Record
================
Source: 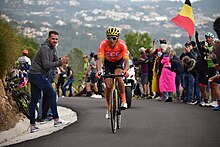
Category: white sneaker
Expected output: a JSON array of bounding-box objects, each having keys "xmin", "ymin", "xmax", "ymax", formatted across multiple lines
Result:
[
  {"xmin": 97, "ymin": 95, "xmax": 102, "ymax": 98},
  {"xmin": 54, "ymin": 119, "xmax": 70, "ymax": 127},
  {"xmin": 30, "ymin": 125, "xmax": 39, "ymax": 133},
  {"xmin": 121, "ymin": 102, "xmax": 127, "ymax": 110},
  {"xmin": 205, "ymin": 102, "xmax": 211, "ymax": 107},
  {"xmin": 105, "ymin": 110, "xmax": 110, "ymax": 119},
  {"xmin": 209, "ymin": 101, "xmax": 218, "ymax": 107},
  {"xmin": 155, "ymin": 97, "xmax": 160, "ymax": 100},
  {"xmin": 91, "ymin": 94, "xmax": 97, "ymax": 98},
  {"xmin": 199, "ymin": 102, "xmax": 206, "ymax": 107},
  {"xmin": 93, "ymin": 94, "xmax": 102, "ymax": 99}
]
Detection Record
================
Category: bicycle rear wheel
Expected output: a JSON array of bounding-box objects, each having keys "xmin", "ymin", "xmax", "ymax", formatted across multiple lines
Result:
[{"xmin": 110, "ymin": 88, "xmax": 117, "ymax": 133}]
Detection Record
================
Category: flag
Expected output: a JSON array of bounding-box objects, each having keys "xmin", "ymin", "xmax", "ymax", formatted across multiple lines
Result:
[{"xmin": 171, "ymin": 0, "xmax": 194, "ymax": 39}]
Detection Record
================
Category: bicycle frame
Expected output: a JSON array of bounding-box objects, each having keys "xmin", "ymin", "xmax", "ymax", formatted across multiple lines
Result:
[{"xmin": 101, "ymin": 74, "xmax": 124, "ymax": 133}]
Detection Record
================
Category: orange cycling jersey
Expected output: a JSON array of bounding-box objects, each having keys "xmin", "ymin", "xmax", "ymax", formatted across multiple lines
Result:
[{"xmin": 98, "ymin": 39, "xmax": 129, "ymax": 62}]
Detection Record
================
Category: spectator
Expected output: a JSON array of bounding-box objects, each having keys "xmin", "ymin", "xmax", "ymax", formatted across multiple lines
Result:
[
  {"xmin": 145, "ymin": 48, "xmax": 155, "ymax": 98},
  {"xmin": 169, "ymin": 50, "xmax": 184, "ymax": 102},
  {"xmin": 62, "ymin": 62, "xmax": 74, "ymax": 97},
  {"xmin": 209, "ymin": 17, "xmax": 220, "ymax": 110},
  {"xmin": 159, "ymin": 55, "xmax": 176, "ymax": 102},
  {"xmin": 88, "ymin": 53, "xmax": 102, "ymax": 99},
  {"xmin": 28, "ymin": 31, "xmax": 69, "ymax": 133},
  {"xmin": 83, "ymin": 55, "xmax": 92, "ymax": 96},
  {"xmin": 137, "ymin": 47, "xmax": 149, "ymax": 99},
  {"xmin": 17, "ymin": 49, "xmax": 31, "ymax": 87},
  {"xmin": 151, "ymin": 38, "xmax": 168, "ymax": 99},
  {"xmin": 182, "ymin": 55, "xmax": 196, "ymax": 104},
  {"xmin": 56, "ymin": 65, "xmax": 66, "ymax": 97}
]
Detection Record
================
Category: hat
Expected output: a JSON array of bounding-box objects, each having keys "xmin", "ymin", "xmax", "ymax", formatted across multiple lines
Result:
[
  {"xmin": 83, "ymin": 55, "xmax": 88, "ymax": 58},
  {"xmin": 139, "ymin": 47, "xmax": 146, "ymax": 53},
  {"xmin": 159, "ymin": 38, "xmax": 167, "ymax": 44},
  {"xmin": 190, "ymin": 41, "xmax": 196, "ymax": 47},
  {"xmin": 23, "ymin": 49, "xmax": 28, "ymax": 55},
  {"xmin": 90, "ymin": 51, "xmax": 95, "ymax": 58},
  {"xmin": 185, "ymin": 42, "xmax": 192, "ymax": 47}
]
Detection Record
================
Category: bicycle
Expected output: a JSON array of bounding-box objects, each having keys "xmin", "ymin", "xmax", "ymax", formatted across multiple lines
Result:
[
  {"xmin": 5, "ymin": 75, "xmax": 33, "ymax": 119},
  {"xmin": 101, "ymin": 74, "xmax": 125, "ymax": 133}
]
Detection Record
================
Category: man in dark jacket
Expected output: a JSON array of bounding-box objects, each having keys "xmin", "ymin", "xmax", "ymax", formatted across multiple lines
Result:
[
  {"xmin": 170, "ymin": 50, "xmax": 184, "ymax": 101},
  {"xmin": 28, "ymin": 31, "xmax": 69, "ymax": 133}
]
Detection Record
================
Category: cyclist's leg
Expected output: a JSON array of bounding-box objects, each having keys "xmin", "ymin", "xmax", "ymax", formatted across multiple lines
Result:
[
  {"xmin": 114, "ymin": 68, "xmax": 126, "ymax": 103},
  {"xmin": 103, "ymin": 59, "xmax": 115, "ymax": 110},
  {"xmin": 104, "ymin": 78, "xmax": 113, "ymax": 111}
]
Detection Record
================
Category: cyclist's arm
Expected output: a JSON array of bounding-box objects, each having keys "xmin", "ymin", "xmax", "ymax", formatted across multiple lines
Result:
[
  {"xmin": 97, "ymin": 41, "xmax": 105, "ymax": 72},
  {"xmin": 97, "ymin": 57, "xmax": 104, "ymax": 72},
  {"xmin": 120, "ymin": 41, "xmax": 129, "ymax": 72},
  {"xmin": 123, "ymin": 57, "xmax": 129, "ymax": 72}
]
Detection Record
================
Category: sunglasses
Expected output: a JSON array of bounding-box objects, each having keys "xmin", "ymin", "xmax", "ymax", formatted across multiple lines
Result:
[{"xmin": 107, "ymin": 36, "xmax": 118, "ymax": 41}]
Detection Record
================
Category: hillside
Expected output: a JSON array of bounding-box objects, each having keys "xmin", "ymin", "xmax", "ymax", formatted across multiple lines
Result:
[{"xmin": 0, "ymin": 0, "xmax": 219, "ymax": 55}]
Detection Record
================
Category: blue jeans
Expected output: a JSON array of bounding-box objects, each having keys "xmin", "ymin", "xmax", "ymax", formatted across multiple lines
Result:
[
  {"xmin": 162, "ymin": 92, "xmax": 174, "ymax": 100},
  {"xmin": 193, "ymin": 73, "xmax": 201, "ymax": 103},
  {"xmin": 175, "ymin": 73, "xmax": 184, "ymax": 98},
  {"xmin": 29, "ymin": 74, "xmax": 59, "ymax": 124},
  {"xmin": 62, "ymin": 78, "xmax": 74, "ymax": 96},
  {"xmin": 183, "ymin": 73, "xmax": 195, "ymax": 102}
]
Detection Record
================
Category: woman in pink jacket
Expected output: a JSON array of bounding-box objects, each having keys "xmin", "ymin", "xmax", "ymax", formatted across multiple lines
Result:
[{"xmin": 159, "ymin": 55, "xmax": 176, "ymax": 102}]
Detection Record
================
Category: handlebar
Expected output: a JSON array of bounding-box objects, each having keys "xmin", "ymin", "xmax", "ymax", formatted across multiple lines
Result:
[{"xmin": 101, "ymin": 74, "xmax": 125, "ymax": 79}]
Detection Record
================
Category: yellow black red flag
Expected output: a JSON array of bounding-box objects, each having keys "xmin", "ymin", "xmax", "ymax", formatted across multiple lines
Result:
[{"xmin": 171, "ymin": 0, "xmax": 194, "ymax": 39}]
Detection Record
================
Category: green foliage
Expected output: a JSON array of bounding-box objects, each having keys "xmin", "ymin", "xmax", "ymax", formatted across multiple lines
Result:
[
  {"xmin": 0, "ymin": 19, "xmax": 39, "ymax": 78},
  {"xmin": 0, "ymin": 19, "xmax": 22, "ymax": 78},
  {"xmin": 67, "ymin": 48, "xmax": 84, "ymax": 84},
  {"xmin": 125, "ymin": 32, "xmax": 152, "ymax": 57},
  {"xmin": 18, "ymin": 36, "xmax": 39, "ymax": 59}
]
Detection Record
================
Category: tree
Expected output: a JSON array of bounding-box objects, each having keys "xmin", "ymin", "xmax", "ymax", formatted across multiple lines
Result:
[
  {"xmin": 125, "ymin": 32, "xmax": 152, "ymax": 57},
  {"xmin": 0, "ymin": 19, "xmax": 38, "ymax": 131},
  {"xmin": 0, "ymin": 19, "xmax": 22, "ymax": 78},
  {"xmin": 67, "ymin": 48, "xmax": 84, "ymax": 84}
]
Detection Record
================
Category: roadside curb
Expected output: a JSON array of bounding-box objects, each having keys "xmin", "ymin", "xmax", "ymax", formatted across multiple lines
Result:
[{"xmin": 0, "ymin": 106, "xmax": 77, "ymax": 146}]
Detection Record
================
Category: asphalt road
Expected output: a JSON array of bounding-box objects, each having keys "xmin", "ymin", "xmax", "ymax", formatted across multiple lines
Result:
[{"xmin": 12, "ymin": 97, "xmax": 220, "ymax": 147}]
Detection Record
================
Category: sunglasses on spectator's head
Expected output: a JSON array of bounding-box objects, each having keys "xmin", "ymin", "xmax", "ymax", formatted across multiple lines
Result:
[{"xmin": 107, "ymin": 36, "xmax": 118, "ymax": 41}]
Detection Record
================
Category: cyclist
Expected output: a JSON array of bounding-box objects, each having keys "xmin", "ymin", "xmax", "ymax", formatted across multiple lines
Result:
[
  {"xmin": 204, "ymin": 32, "xmax": 218, "ymax": 107},
  {"xmin": 96, "ymin": 27, "xmax": 129, "ymax": 119}
]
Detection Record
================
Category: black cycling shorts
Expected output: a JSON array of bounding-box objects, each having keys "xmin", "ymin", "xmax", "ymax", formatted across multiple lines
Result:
[{"xmin": 104, "ymin": 58, "xmax": 124, "ymax": 75}]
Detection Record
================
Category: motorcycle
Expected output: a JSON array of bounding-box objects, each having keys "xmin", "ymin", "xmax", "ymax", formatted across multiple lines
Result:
[{"xmin": 124, "ymin": 61, "xmax": 137, "ymax": 108}]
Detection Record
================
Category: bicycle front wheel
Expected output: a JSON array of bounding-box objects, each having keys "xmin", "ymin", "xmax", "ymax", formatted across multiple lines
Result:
[
  {"xmin": 117, "ymin": 93, "xmax": 121, "ymax": 129},
  {"xmin": 110, "ymin": 88, "xmax": 117, "ymax": 133}
]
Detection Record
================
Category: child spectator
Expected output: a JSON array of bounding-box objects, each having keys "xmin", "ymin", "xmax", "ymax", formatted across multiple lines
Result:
[{"xmin": 159, "ymin": 55, "xmax": 176, "ymax": 102}]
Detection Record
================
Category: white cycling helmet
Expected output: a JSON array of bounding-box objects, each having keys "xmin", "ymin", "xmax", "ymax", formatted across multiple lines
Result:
[{"xmin": 205, "ymin": 32, "xmax": 214, "ymax": 38}]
